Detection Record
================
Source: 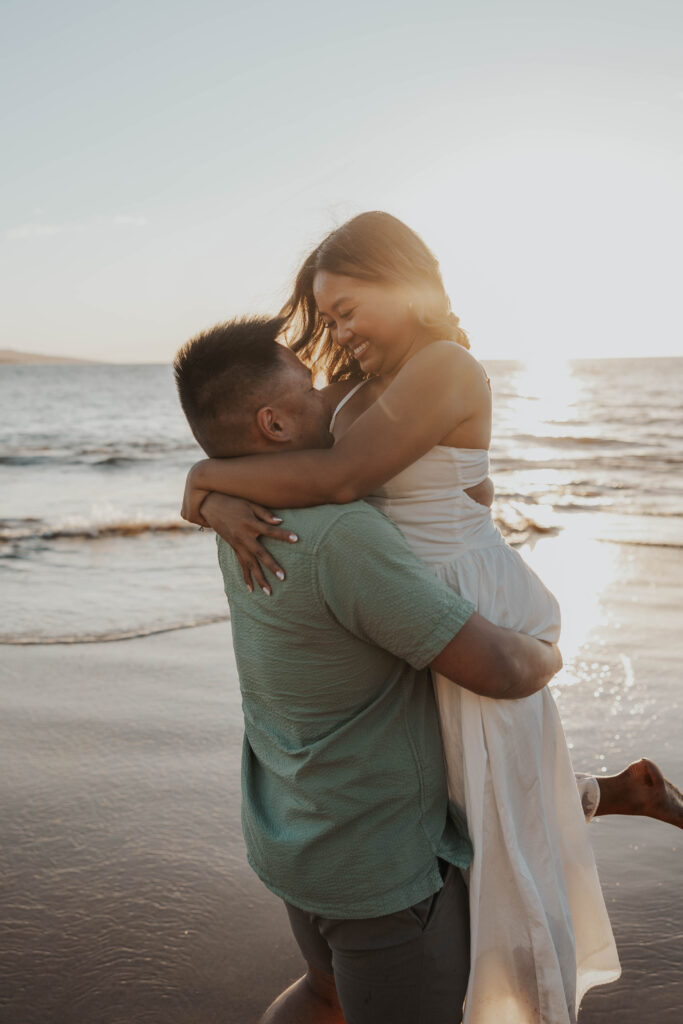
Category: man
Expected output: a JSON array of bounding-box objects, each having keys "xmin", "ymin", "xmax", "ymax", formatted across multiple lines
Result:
[{"xmin": 173, "ymin": 317, "xmax": 562, "ymax": 1024}]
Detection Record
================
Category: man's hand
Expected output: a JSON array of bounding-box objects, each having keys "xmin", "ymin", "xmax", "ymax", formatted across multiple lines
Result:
[{"xmin": 431, "ymin": 613, "xmax": 562, "ymax": 700}]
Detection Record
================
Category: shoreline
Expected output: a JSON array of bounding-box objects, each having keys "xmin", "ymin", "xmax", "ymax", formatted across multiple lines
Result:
[
  {"xmin": 1, "ymin": 537, "xmax": 681, "ymax": 1023},
  {"xmin": 3, "ymin": 516, "xmax": 681, "ymax": 649}
]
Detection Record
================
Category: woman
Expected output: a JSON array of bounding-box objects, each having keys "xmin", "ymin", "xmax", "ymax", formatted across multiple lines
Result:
[{"xmin": 181, "ymin": 212, "xmax": 675, "ymax": 1021}]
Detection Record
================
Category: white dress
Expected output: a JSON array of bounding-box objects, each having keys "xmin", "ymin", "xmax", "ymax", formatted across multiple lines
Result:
[{"xmin": 331, "ymin": 388, "xmax": 621, "ymax": 1024}]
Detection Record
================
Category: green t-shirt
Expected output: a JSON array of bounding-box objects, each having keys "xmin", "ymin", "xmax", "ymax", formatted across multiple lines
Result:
[{"xmin": 217, "ymin": 500, "xmax": 475, "ymax": 919}]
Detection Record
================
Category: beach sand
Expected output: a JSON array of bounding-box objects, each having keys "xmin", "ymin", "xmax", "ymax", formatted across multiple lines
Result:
[{"xmin": 1, "ymin": 535, "xmax": 681, "ymax": 1024}]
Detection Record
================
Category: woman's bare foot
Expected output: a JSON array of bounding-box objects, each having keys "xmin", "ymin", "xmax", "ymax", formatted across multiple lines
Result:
[
  {"xmin": 258, "ymin": 968, "xmax": 345, "ymax": 1024},
  {"xmin": 596, "ymin": 758, "xmax": 683, "ymax": 828}
]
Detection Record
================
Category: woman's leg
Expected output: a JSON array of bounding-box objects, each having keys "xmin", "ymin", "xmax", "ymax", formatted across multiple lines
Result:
[
  {"xmin": 258, "ymin": 965, "xmax": 346, "ymax": 1024},
  {"xmin": 593, "ymin": 758, "xmax": 683, "ymax": 827}
]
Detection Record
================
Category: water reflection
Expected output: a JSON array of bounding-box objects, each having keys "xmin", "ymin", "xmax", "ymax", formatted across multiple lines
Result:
[
  {"xmin": 522, "ymin": 525, "xmax": 618, "ymax": 669},
  {"xmin": 495, "ymin": 358, "xmax": 582, "ymax": 439}
]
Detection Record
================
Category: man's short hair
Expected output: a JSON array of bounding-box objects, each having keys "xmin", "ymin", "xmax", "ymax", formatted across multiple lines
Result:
[{"xmin": 173, "ymin": 316, "xmax": 285, "ymax": 456}]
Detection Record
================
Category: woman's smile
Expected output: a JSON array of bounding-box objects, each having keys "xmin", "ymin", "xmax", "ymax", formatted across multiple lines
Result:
[{"xmin": 350, "ymin": 339, "xmax": 370, "ymax": 360}]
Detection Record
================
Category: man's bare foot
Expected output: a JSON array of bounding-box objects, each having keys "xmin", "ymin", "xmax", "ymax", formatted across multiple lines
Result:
[{"xmin": 596, "ymin": 758, "xmax": 683, "ymax": 828}]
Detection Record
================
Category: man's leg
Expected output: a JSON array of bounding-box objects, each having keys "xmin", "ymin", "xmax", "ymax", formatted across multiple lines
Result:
[
  {"xmin": 319, "ymin": 863, "xmax": 470, "ymax": 1024},
  {"xmin": 594, "ymin": 758, "xmax": 683, "ymax": 826},
  {"xmin": 274, "ymin": 863, "xmax": 468, "ymax": 1024},
  {"xmin": 258, "ymin": 964, "xmax": 345, "ymax": 1024}
]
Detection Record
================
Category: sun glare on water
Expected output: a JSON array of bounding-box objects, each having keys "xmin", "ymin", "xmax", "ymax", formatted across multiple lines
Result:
[
  {"xmin": 523, "ymin": 528, "xmax": 620, "ymax": 671},
  {"xmin": 504, "ymin": 358, "xmax": 581, "ymax": 440},
  {"xmin": 508, "ymin": 359, "xmax": 623, "ymax": 673}
]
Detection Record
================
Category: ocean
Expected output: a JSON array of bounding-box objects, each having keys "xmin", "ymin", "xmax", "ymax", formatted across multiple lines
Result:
[{"xmin": 2, "ymin": 357, "xmax": 681, "ymax": 644}]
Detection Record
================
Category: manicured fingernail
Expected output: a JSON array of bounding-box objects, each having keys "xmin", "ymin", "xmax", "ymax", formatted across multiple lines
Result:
[
  {"xmin": 289, "ymin": 534, "xmax": 298, "ymax": 542},
  {"xmin": 276, "ymin": 570, "xmax": 285, "ymax": 580},
  {"xmin": 272, "ymin": 517, "xmax": 283, "ymax": 523},
  {"xmin": 262, "ymin": 586, "xmax": 271, "ymax": 596},
  {"xmin": 246, "ymin": 583, "xmax": 253, "ymax": 593}
]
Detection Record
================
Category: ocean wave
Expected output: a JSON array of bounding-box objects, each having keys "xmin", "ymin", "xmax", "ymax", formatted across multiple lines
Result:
[
  {"xmin": 93, "ymin": 455, "xmax": 137, "ymax": 467},
  {"xmin": 0, "ymin": 514, "xmax": 194, "ymax": 544},
  {"xmin": 494, "ymin": 504, "xmax": 561, "ymax": 544},
  {"xmin": 0, "ymin": 613, "xmax": 229, "ymax": 646},
  {"xmin": 492, "ymin": 457, "xmax": 683, "ymax": 479},
  {"xmin": 509, "ymin": 433, "xmax": 644, "ymax": 449},
  {"xmin": 599, "ymin": 537, "xmax": 683, "ymax": 550},
  {"xmin": 0, "ymin": 506, "xmax": 561, "ymax": 551},
  {"xmin": 0, "ymin": 439, "xmax": 198, "ymax": 467}
]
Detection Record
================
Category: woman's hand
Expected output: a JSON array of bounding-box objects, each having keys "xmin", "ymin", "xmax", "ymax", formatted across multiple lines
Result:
[{"xmin": 200, "ymin": 493, "xmax": 298, "ymax": 594}]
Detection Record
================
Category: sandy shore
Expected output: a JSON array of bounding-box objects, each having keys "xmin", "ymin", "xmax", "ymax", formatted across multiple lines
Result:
[
  {"xmin": 1, "ymin": 622, "xmax": 301, "ymax": 1024},
  {"xmin": 1, "ymin": 535, "xmax": 681, "ymax": 1023}
]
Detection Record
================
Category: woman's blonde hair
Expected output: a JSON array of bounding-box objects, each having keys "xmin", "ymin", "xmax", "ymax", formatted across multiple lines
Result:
[{"xmin": 281, "ymin": 211, "xmax": 469, "ymax": 382}]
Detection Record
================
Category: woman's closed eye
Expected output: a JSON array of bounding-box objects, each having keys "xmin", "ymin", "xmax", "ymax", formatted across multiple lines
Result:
[{"xmin": 321, "ymin": 308, "xmax": 355, "ymax": 329}]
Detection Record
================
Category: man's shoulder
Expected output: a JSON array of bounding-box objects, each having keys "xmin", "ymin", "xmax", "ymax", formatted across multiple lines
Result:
[
  {"xmin": 216, "ymin": 500, "xmax": 407, "ymax": 592},
  {"xmin": 271, "ymin": 501, "xmax": 395, "ymax": 551}
]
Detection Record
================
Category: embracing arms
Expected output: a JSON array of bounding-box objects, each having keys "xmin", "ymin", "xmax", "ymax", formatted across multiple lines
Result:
[
  {"xmin": 312, "ymin": 503, "xmax": 561, "ymax": 703},
  {"xmin": 183, "ymin": 341, "xmax": 490, "ymax": 522},
  {"xmin": 431, "ymin": 613, "xmax": 562, "ymax": 700}
]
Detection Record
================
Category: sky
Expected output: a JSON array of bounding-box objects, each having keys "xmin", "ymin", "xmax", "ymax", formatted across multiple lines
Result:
[{"xmin": 1, "ymin": 0, "xmax": 682, "ymax": 363}]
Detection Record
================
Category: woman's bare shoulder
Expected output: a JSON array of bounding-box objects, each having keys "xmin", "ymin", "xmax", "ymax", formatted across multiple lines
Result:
[{"xmin": 403, "ymin": 339, "xmax": 488, "ymax": 387}]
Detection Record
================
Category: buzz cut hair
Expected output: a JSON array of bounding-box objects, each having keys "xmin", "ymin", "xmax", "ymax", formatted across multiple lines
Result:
[{"xmin": 173, "ymin": 316, "xmax": 286, "ymax": 456}]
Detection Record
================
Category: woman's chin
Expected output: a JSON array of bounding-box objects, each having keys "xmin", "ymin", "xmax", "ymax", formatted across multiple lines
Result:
[{"xmin": 357, "ymin": 349, "xmax": 383, "ymax": 374}]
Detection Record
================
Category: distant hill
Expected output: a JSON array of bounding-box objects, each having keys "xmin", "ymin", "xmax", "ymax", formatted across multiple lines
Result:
[{"xmin": 0, "ymin": 349, "xmax": 97, "ymax": 365}]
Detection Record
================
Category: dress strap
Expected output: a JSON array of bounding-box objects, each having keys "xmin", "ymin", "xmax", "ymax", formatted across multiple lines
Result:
[{"xmin": 329, "ymin": 380, "xmax": 368, "ymax": 433}]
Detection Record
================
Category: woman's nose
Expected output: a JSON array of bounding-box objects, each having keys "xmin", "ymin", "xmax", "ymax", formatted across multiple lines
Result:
[{"xmin": 337, "ymin": 322, "xmax": 353, "ymax": 347}]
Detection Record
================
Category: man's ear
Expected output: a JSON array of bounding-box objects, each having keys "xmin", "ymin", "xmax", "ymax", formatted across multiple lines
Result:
[{"xmin": 255, "ymin": 405, "xmax": 292, "ymax": 445}]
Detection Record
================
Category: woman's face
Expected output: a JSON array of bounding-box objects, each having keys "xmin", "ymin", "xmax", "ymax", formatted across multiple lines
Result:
[{"xmin": 313, "ymin": 270, "xmax": 421, "ymax": 377}]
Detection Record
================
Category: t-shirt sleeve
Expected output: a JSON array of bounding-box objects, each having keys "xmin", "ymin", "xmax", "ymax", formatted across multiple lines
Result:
[{"xmin": 315, "ymin": 504, "xmax": 475, "ymax": 669}]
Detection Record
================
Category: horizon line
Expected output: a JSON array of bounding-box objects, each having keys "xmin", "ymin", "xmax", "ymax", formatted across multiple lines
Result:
[{"xmin": 2, "ymin": 349, "xmax": 681, "ymax": 368}]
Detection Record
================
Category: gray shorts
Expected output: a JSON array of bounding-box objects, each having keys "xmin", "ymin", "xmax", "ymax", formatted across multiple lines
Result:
[{"xmin": 284, "ymin": 862, "xmax": 470, "ymax": 1024}]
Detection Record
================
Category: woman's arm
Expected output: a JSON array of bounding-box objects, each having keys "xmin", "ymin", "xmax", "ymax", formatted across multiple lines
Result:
[{"xmin": 183, "ymin": 341, "xmax": 488, "ymax": 520}]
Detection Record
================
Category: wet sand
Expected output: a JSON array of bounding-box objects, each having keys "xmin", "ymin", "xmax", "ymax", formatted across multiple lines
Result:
[{"xmin": 1, "ymin": 537, "xmax": 681, "ymax": 1023}]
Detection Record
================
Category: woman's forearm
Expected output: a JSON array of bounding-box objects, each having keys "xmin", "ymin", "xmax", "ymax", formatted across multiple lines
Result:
[
  {"xmin": 190, "ymin": 446, "xmax": 361, "ymax": 508},
  {"xmin": 187, "ymin": 341, "xmax": 488, "ymax": 512}
]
